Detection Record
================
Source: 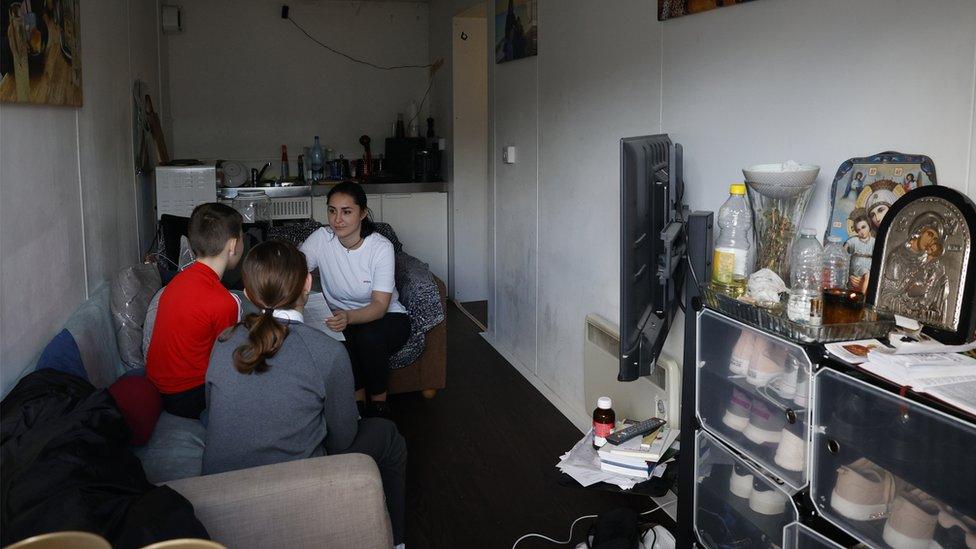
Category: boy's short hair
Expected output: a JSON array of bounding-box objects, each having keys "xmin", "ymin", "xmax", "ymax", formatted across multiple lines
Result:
[{"xmin": 188, "ymin": 203, "xmax": 243, "ymax": 258}]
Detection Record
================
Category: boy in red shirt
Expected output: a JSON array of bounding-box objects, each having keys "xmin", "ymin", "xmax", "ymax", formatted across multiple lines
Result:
[{"xmin": 147, "ymin": 203, "xmax": 244, "ymax": 418}]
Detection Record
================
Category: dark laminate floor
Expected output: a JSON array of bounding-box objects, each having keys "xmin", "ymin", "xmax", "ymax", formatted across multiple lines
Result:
[
  {"xmin": 388, "ymin": 303, "xmax": 673, "ymax": 548},
  {"xmin": 459, "ymin": 300, "xmax": 488, "ymax": 328}
]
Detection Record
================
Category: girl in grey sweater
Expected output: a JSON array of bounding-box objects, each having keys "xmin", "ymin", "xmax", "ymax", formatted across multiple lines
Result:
[{"xmin": 204, "ymin": 241, "xmax": 407, "ymax": 547}]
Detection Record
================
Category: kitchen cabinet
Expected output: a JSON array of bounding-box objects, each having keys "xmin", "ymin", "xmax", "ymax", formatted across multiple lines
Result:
[{"xmin": 311, "ymin": 192, "xmax": 447, "ymax": 283}]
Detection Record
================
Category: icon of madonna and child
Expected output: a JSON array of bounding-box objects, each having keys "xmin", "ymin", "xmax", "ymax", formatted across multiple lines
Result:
[{"xmin": 825, "ymin": 153, "xmax": 937, "ymax": 293}]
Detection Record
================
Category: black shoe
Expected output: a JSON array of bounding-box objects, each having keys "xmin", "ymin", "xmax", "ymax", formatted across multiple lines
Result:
[{"xmin": 365, "ymin": 401, "xmax": 390, "ymax": 419}]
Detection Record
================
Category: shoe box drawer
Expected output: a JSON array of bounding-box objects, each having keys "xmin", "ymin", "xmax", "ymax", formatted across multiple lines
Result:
[
  {"xmin": 697, "ymin": 309, "xmax": 813, "ymax": 491},
  {"xmin": 782, "ymin": 522, "xmax": 844, "ymax": 548},
  {"xmin": 695, "ymin": 431, "xmax": 799, "ymax": 548},
  {"xmin": 810, "ymin": 369, "xmax": 976, "ymax": 549}
]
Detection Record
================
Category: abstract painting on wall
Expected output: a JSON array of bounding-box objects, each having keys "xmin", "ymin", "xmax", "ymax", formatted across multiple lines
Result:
[
  {"xmin": 1, "ymin": 0, "xmax": 82, "ymax": 106},
  {"xmin": 495, "ymin": 0, "xmax": 537, "ymax": 64},
  {"xmin": 659, "ymin": 0, "xmax": 756, "ymax": 21}
]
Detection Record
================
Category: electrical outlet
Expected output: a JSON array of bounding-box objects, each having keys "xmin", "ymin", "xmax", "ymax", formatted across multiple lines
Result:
[{"xmin": 503, "ymin": 146, "xmax": 516, "ymax": 164}]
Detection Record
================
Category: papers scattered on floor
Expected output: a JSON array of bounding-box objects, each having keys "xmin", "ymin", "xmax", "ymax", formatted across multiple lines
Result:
[
  {"xmin": 303, "ymin": 293, "xmax": 346, "ymax": 342},
  {"xmin": 558, "ymin": 431, "xmax": 673, "ymax": 490}
]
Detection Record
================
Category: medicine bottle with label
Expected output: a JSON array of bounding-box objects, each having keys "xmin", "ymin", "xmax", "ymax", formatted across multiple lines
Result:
[{"xmin": 592, "ymin": 397, "xmax": 615, "ymax": 449}]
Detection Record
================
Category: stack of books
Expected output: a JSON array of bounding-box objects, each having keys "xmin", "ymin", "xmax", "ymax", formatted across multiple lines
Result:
[{"xmin": 597, "ymin": 424, "xmax": 679, "ymax": 480}]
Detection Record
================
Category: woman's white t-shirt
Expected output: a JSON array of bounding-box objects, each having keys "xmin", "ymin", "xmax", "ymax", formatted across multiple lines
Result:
[{"xmin": 300, "ymin": 228, "xmax": 406, "ymax": 314}]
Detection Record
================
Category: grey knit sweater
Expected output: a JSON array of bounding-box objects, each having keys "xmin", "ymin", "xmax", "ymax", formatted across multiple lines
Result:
[{"xmin": 202, "ymin": 320, "xmax": 358, "ymax": 475}]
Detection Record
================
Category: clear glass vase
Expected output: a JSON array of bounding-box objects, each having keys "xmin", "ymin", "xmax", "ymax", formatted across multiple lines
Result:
[
  {"xmin": 232, "ymin": 189, "xmax": 272, "ymax": 226},
  {"xmin": 745, "ymin": 182, "xmax": 816, "ymax": 283}
]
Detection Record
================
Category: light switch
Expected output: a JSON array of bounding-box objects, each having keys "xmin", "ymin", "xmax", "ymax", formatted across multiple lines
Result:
[{"xmin": 503, "ymin": 146, "xmax": 516, "ymax": 164}]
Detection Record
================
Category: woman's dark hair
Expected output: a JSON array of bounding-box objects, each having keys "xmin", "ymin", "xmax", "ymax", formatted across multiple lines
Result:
[
  {"xmin": 226, "ymin": 240, "xmax": 308, "ymax": 374},
  {"xmin": 327, "ymin": 181, "xmax": 375, "ymax": 238}
]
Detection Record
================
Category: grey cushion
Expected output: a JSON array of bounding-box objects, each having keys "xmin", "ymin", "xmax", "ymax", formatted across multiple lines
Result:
[
  {"xmin": 142, "ymin": 287, "xmax": 165, "ymax": 363},
  {"xmin": 64, "ymin": 284, "xmax": 124, "ymax": 388},
  {"xmin": 110, "ymin": 263, "xmax": 162, "ymax": 370},
  {"xmin": 134, "ymin": 411, "xmax": 206, "ymax": 484}
]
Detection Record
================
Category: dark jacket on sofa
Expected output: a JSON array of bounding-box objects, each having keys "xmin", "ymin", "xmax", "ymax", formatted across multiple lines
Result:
[{"xmin": 0, "ymin": 369, "xmax": 208, "ymax": 548}]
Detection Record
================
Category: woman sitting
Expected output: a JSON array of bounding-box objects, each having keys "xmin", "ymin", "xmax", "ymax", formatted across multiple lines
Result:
[
  {"xmin": 300, "ymin": 182, "xmax": 411, "ymax": 418},
  {"xmin": 203, "ymin": 240, "xmax": 407, "ymax": 547}
]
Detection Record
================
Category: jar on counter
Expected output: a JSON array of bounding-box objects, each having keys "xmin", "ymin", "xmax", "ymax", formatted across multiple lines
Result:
[{"xmin": 232, "ymin": 189, "xmax": 271, "ymax": 225}]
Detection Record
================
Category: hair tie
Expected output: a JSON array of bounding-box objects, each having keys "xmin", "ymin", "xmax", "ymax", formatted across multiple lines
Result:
[{"xmin": 263, "ymin": 308, "xmax": 273, "ymax": 316}]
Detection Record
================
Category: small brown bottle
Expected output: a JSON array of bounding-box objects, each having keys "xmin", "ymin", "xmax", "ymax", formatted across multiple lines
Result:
[{"xmin": 592, "ymin": 396, "xmax": 615, "ymax": 449}]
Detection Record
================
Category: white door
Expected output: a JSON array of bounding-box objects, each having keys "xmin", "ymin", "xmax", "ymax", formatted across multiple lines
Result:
[
  {"xmin": 381, "ymin": 193, "xmax": 448, "ymax": 283},
  {"xmin": 451, "ymin": 14, "xmax": 489, "ymax": 302}
]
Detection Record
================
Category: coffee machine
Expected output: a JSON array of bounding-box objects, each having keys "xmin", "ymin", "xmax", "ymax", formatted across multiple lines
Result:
[{"xmin": 384, "ymin": 137, "xmax": 441, "ymax": 182}]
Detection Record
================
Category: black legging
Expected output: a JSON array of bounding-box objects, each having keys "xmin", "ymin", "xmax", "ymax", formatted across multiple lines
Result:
[
  {"xmin": 160, "ymin": 384, "xmax": 206, "ymax": 419},
  {"xmin": 342, "ymin": 312, "xmax": 411, "ymax": 396},
  {"xmin": 332, "ymin": 418, "xmax": 407, "ymax": 545}
]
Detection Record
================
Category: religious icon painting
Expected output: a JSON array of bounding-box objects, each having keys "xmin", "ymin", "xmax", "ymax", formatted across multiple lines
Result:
[
  {"xmin": 867, "ymin": 186, "xmax": 976, "ymax": 344},
  {"xmin": 824, "ymin": 152, "xmax": 937, "ymax": 293}
]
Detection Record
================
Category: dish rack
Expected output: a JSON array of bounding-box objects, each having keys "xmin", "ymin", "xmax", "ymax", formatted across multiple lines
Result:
[{"xmin": 700, "ymin": 287, "xmax": 895, "ymax": 343}]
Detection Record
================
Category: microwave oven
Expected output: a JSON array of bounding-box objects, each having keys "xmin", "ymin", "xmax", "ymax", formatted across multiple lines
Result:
[{"xmin": 155, "ymin": 164, "xmax": 218, "ymax": 219}]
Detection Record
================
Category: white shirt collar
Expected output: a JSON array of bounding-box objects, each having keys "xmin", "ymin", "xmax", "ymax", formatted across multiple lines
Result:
[{"xmin": 271, "ymin": 309, "xmax": 304, "ymax": 323}]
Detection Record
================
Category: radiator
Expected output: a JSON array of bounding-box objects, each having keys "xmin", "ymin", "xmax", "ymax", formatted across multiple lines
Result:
[
  {"xmin": 269, "ymin": 197, "xmax": 312, "ymax": 220},
  {"xmin": 583, "ymin": 314, "xmax": 681, "ymax": 428}
]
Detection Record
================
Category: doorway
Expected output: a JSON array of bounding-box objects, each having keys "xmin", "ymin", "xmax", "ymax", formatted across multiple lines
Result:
[{"xmin": 451, "ymin": 3, "xmax": 489, "ymax": 331}]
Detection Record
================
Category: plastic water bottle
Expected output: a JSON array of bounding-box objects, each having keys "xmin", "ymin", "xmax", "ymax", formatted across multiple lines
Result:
[
  {"xmin": 787, "ymin": 229, "xmax": 824, "ymax": 325},
  {"xmin": 310, "ymin": 136, "xmax": 324, "ymax": 182},
  {"xmin": 711, "ymin": 183, "xmax": 753, "ymax": 298},
  {"xmin": 822, "ymin": 235, "xmax": 849, "ymax": 290}
]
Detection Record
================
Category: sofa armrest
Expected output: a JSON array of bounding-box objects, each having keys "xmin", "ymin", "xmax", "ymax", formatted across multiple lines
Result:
[{"xmin": 166, "ymin": 454, "xmax": 393, "ymax": 549}]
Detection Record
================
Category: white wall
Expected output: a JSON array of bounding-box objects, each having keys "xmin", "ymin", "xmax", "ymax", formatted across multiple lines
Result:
[
  {"xmin": 662, "ymin": 0, "xmax": 976, "ymax": 227},
  {"xmin": 430, "ymin": 0, "xmax": 976, "ymax": 430},
  {"xmin": 0, "ymin": 0, "xmax": 165, "ymax": 392},
  {"xmin": 167, "ymin": 0, "xmax": 430, "ymax": 169}
]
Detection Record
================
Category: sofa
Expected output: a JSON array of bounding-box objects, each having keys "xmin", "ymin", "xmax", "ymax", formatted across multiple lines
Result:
[{"xmin": 2, "ymin": 283, "xmax": 393, "ymax": 548}]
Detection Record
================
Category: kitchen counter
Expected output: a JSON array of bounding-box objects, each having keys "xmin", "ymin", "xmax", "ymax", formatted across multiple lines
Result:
[{"xmin": 217, "ymin": 181, "xmax": 447, "ymax": 199}]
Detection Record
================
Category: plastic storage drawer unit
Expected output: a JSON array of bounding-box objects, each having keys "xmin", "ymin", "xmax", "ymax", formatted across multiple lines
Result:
[
  {"xmin": 697, "ymin": 309, "xmax": 813, "ymax": 491},
  {"xmin": 810, "ymin": 369, "xmax": 976, "ymax": 549},
  {"xmin": 695, "ymin": 431, "xmax": 799, "ymax": 548},
  {"xmin": 782, "ymin": 522, "xmax": 844, "ymax": 548}
]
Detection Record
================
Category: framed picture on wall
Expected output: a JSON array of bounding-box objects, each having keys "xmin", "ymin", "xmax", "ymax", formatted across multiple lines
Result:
[
  {"xmin": 0, "ymin": 0, "xmax": 82, "ymax": 106},
  {"xmin": 495, "ymin": 0, "xmax": 537, "ymax": 64},
  {"xmin": 658, "ymin": 0, "xmax": 756, "ymax": 21}
]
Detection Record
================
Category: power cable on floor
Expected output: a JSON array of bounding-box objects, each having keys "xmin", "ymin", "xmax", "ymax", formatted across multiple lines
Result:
[{"xmin": 510, "ymin": 499, "xmax": 676, "ymax": 548}]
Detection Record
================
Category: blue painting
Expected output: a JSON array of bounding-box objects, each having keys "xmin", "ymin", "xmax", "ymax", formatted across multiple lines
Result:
[{"xmin": 495, "ymin": 0, "xmax": 537, "ymax": 64}]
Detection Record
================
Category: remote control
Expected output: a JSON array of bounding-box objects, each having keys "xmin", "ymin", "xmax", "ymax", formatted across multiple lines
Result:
[{"xmin": 606, "ymin": 418, "xmax": 667, "ymax": 446}]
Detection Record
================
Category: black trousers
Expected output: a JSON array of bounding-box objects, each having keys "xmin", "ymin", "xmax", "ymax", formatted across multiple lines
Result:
[
  {"xmin": 332, "ymin": 418, "xmax": 407, "ymax": 545},
  {"xmin": 343, "ymin": 313, "xmax": 411, "ymax": 396},
  {"xmin": 160, "ymin": 384, "xmax": 205, "ymax": 419}
]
